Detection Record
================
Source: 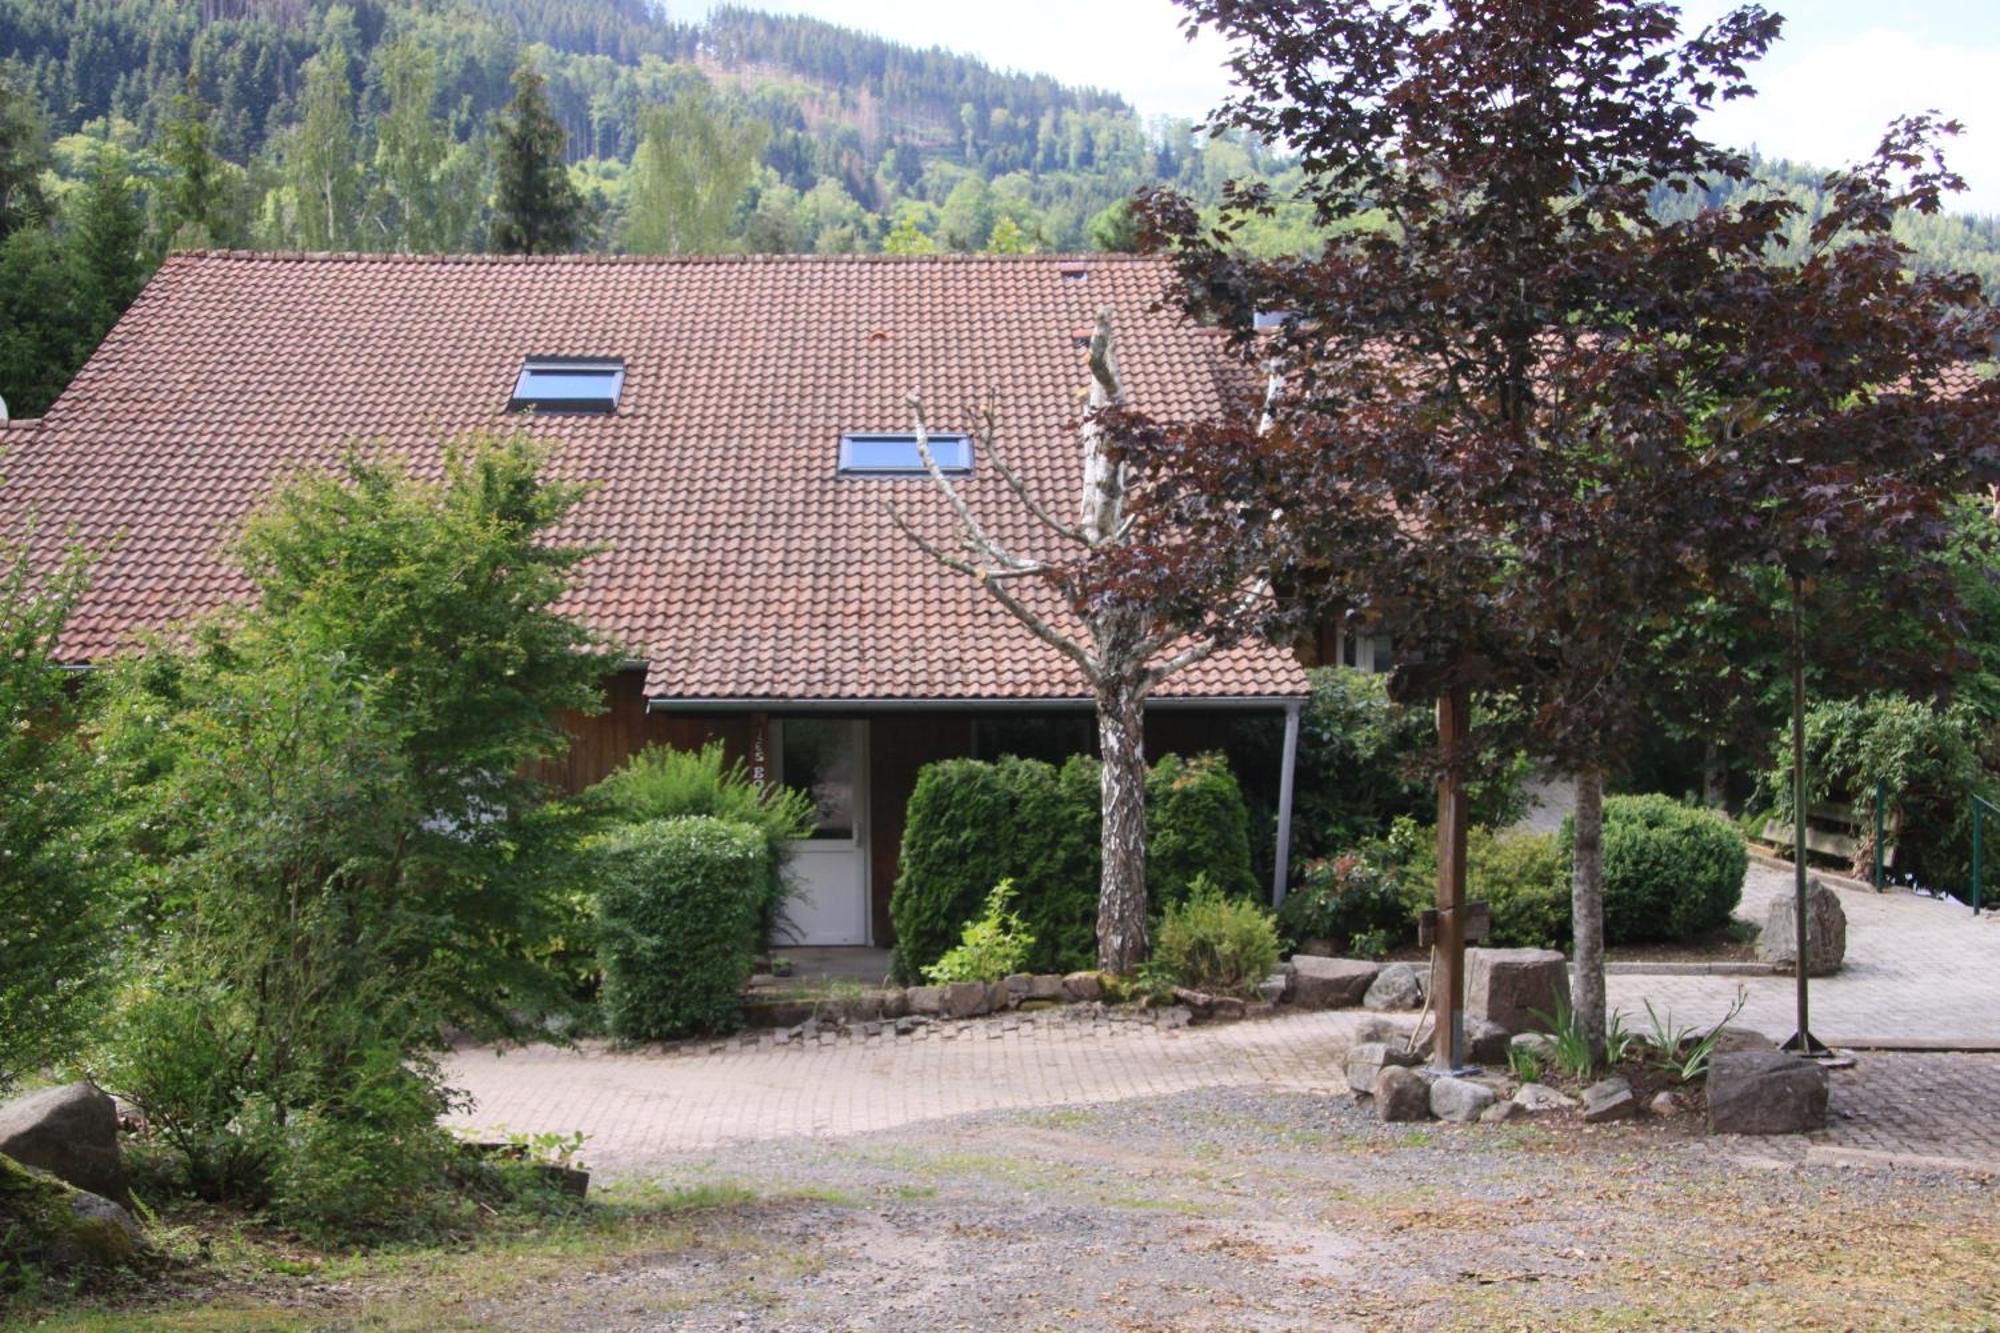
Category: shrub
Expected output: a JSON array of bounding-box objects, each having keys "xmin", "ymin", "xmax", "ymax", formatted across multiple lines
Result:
[
  {"xmin": 921, "ymin": 880, "xmax": 1036, "ymax": 983},
  {"xmin": 595, "ymin": 817, "xmax": 767, "ymax": 1039},
  {"xmin": 1152, "ymin": 876, "xmax": 1282, "ymax": 996},
  {"xmin": 1765, "ymin": 693, "xmax": 1989, "ymax": 891},
  {"xmin": 1146, "ymin": 753, "xmax": 1259, "ymax": 906},
  {"xmin": 1399, "ymin": 825, "xmax": 1573, "ymax": 951},
  {"xmin": 588, "ymin": 741, "xmax": 817, "ymax": 947},
  {"xmin": 1562, "ymin": 794, "xmax": 1747, "ymax": 944},
  {"xmin": 890, "ymin": 751, "xmax": 1260, "ymax": 980},
  {"xmin": 1278, "ymin": 847, "xmax": 1409, "ymax": 952}
]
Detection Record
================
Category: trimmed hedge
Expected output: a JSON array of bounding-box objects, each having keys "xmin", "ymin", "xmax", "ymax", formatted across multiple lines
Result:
[
  {"xmin": 595, "ymin": 816, "xmax": 768, "ymax": 1039},
  {"xmin": 1562, "ymin": 794, "xmax": 1746, "ymax": 944},
  {"xmin": 891, "ymin": 750, "xmax": 1258, "ymax": 980}
]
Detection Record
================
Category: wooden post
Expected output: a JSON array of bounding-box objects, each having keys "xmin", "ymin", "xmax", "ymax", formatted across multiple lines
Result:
[{"xmin": 1433, "ymin": 685, "xmax": 1471, "ymax": 1071}]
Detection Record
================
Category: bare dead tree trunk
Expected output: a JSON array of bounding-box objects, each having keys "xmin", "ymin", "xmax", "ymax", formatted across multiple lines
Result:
[
  {"xmin": 1096, "ymin": 674, "xmax": 1149, "ymax": 972},
  {"xmin": 1701, "ymin": 740, "xmax": 1726, "ymax": 809},
  {"xmin": 1570, "ymin": 763, "xmax": 1607, "ymax": 1065}
]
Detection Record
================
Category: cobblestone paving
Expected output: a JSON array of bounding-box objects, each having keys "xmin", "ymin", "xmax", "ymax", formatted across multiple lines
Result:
[
  {"xmin": 1609, "ymin": 859, "xmax": 2000, "ymax": 1046},
  {"xmin": 447, "ymin": 1009, "xmax": 1401, "ymax": 1172},
  {"xmin": 450, "ymin": 862, "xmax": 2000, "ymax": 1177},
  {"xmin": 1812, "ymin": 1052, "xmax": 2000, "ymax": 1169}
]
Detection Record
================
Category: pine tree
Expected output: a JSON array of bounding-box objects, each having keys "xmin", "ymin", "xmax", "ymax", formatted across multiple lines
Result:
[
  {"xmin": 158, "ymin": 77, "xmax": 233, "ymax": 250},
  {"xmin": 0, "ymin": 61, "xmax": 52, "ymax": 243},
  {"xmin": 491, "ymin": 64, "xmax": 586, "ymax": 256},
  {"xmin": 72, "ymin": 140, "xmax": 146, "ymax": 319}
]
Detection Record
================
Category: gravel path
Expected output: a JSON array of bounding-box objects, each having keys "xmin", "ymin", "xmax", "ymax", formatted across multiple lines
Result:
[{"xmin": 407, "ymin": 1086, "xmax": 1998, "ymax": 1331}]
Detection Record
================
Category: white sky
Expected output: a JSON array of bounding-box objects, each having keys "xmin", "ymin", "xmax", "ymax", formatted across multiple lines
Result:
[{"xmin": 694, "ymin": 1, "xmax": 2000, "ymax": 213}]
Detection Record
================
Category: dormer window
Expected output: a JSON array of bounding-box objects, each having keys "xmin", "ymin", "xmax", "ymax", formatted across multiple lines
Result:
[
  {"xmin": 509, "ymin": 357, "xmax": 625, "ymax": 414},
  {"xmin": 837, "ymin": 431, "xmax": 972, "ymax": 477}
]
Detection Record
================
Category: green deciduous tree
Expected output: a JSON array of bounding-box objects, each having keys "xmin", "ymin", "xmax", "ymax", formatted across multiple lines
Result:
[
  {"xmin": 0, "ymin": 527, "xmax": 99, "ymax": 1090},
  {"xmin": 368, "ymin": 40, "xmax": 481, "ymax": 253},
  {"xmin": 620, "ymin": 86, "xmax": 767, "ymax": 255},
  {"xmin": 492, "ymin": 64, "xmax": 587, "ymax": 255},
  {"xmin": 286, "ymin": 49, "xmax": 362, "ymax": 250}
]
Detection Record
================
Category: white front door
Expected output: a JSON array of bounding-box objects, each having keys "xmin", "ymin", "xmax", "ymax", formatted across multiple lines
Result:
[{"xmin": 774, "ymin": 718, "xmax": 870, "ymax": 945}]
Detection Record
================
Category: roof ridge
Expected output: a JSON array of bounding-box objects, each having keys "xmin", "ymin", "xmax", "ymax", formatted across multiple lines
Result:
[{"xmin": 162, "ymin": 250, "xmax": 1167, "ymax": 267}]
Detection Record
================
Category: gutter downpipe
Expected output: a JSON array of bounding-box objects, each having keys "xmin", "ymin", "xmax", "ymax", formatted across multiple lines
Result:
[{"xmin": 1272, "ymin": 697, "xmax": 1302, "ymax": 907}]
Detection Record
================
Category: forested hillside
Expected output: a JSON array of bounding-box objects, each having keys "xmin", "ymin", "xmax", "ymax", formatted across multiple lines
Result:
[{"xmin": 2, "ymin": 0, "xmax": 1999, "ymax": 419}]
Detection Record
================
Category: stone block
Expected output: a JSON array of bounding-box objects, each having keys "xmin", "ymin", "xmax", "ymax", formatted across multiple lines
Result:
[
  {"xmin": 1582, "ymin": 1077, "xmax": 1636, "ymax": 1123},
  {"xmin": 1512, "ymin": 1083, "xmax": 1577, "ymax": 1113},
  {"xmin": 1758, "ymin": 877, "xmax": 1847, "ymax": 976},
  {"xmin": 1422, "ymin": 1018, "xmax": 1511, "ymax": 1066},
  {"xmin": 1430, "ymin": 1076, "xmax": 1499, "ymax": 1123},
  {"xmin": 1289, "ymin": 956, "xmax": 1380, "ymax": 1009},
  {"xmin": 1063, "ymin": 971, "xmax": 1106, "ymax": 1002},
  {"xmin": 1028, "ymin": 974, "xmax": 1067, "ymax": 1001},
  {"xmin": 1707, "ymin": 1051, "xmax": 1828, "ymax": 1135},
  {"xmin": 1373, "ymin": 1066, "xmax": 1431, "ymax": 1122},
  {"xmin": 1363, "ymin": 962, "xmax": 1426, "ymax": 1012},
  {"xmin": 1466, "ymin": 947, "xmax": 1570, "ymax": 1034},
  {"xmin": 1346, "ymin": 1040, "xmax": 1423, "ymax": 1095},
  {"xmin": 1649, "ymin": 1091, "xmax": 1681, "ymax": 1117},
  {"xmin": 0, "ymin": 1083, "xmax": 128, "ymax": 1207},
  {"xmin": 1708, "ymin": 1026, "xmax": 1777, "ymax": 1056},
  {"xmin": 1005, "ymin": 974, "xmax": 1034, "ymax": 1001},
  {"xmin": 1257, "ymin": 975, "xmax": 1287, "ymax": 1005},
  {"xmin": 907, "ymin": 986, "xmax": 944, "ymax": 1016},
  {"xmin": 941, "ymin": 982, "xmax": 990, "ymax": 1020},
  {"xmin": 1510, "ymin": 1032, "xmax": 1559, "ymax": 1061},
  {"xmin": 879, "ymin": 989, "xmax": 910, "ymax": 1020},
  {"xmin": 1481, "ymin": 1099, "xmax": 1523, "ymax": 1125}
]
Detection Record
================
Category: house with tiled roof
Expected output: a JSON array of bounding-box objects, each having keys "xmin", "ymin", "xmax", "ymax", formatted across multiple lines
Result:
[{"xmin": 0, "ymin": 251, "xmax": 1309, "ymax": 947}]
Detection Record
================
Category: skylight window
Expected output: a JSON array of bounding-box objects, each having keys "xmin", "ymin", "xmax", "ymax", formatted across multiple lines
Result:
[
  {"xmin": 509, "ymin": 357, "xmax": 625, "ymax": 414},
  {"xmin": 837, "ymin": 431, "xmax": 973, "ymax": 476}
]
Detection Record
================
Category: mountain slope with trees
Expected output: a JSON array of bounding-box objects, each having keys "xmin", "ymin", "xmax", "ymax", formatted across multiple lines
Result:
[{"xmin": 2, "ymin": 0, "xmax": 1998, "ymax": 419}]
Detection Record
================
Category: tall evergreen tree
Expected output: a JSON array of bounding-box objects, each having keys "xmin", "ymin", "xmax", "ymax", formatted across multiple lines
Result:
[
  {"xmin": 0, "ymin": 61, "xmax": 52, "ymax": 243},
  {"xmin": 158, "ymin": 77, "xmax": 234, "ymax": 250},
  {"xmin": 491, "ymin": 64, "xmax": 586, "ymax": 256},
  {"xmin": 72, "ymin": 140, "xmax": 147, "ymax": 319}
]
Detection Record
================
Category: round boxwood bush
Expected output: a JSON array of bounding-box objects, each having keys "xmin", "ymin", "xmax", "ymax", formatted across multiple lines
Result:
[
  {"xmin": 1562, "ymin": 794, "xmax": 1746, "ymax": 944},
  {"xmin": 595, "ymin": 816, "xmax": 768, "ymax": 1039}
]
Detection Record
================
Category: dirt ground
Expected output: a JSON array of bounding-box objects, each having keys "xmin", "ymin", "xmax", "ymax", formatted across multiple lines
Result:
[{"xmin": 49, "ymin": 1084, "xmax": 1998, "ymax": 1332}]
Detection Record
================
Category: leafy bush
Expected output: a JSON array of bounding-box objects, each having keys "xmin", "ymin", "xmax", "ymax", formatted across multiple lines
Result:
[
  {"xmin": 1146, "ymin": 753, "xmax": 1259, "ymax": 906},
  {"xmin": 588, "ymin": 741, "xmax": 817, "ymax": 947},
  {"xmin": 265, "ymin": 1045, "xmax": 459, "ymax": 1245},
  {"xmin": 1152, "ymin": 876, "xmax": 1281, "ymax": 996},
  {"xmin": 1278, "ymin": 847, "xmax": 1409, "ymax": 953},
  {"xmin": 0, "ymin": 531, "xmax": 103, "ymax": 1091},
  {"xmin": 921, "ymin": 880, "xmax": 1035, "ymax": 983},
  {"xmin": 890, "ymin": 750, "xmax": 1259, "ymax": 980},
  {"xmin": 1231, "ymin": 668, "xmax": 1532, "ymax": 875},
  {"xmin": 595, "ymin": 817, "xmax": 767, "ymax": 1039},
  {"xmin": 86, "ymin": 436, "xmax": 610, "ymax": 1241},
  {"xmin": 1765, "ymin": 692, "xmax": 1990, "ymax": 891},
  {"xmin": 1562, "ymin": 795, "xmax": 1747, "ymax": 944},
  {"xmin": 1399, "ymin": 825, "xmax": 1572, "ymax": 951}
]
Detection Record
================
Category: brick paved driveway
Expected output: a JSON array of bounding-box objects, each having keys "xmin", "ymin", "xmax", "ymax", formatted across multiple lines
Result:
[
  {"xmin": 1609, "ymin": 859, "xmax": 2000, "ymax": 1046},
  {"xmin": 450, "ymin": 861, "xmax": 2000, "ymax": 1176},
  {"xmin": 448, "ymin": 1009, "xmax": 1396, "ymax": 1172}
]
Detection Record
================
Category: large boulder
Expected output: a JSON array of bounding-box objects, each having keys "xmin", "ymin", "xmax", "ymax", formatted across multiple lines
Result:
[
  {"xmin": 1707, "ymin": 1051, "xmax": 1829, "ymax": 1135},
  {"xmin": 0, "ymin": 1083, "xmax": 129, "ymax": 1208},
  {"xmin": 1289, "ymin": 956, "xmax": 1381, "ymax": 1009},
  {"xmin": 1429, "ymin": 1077, "xmax": 1498, "ymax": 1123},
  {"xmin": 1362, "ymin": 962, "xmax": 1426, "ymax": 1012},
  {"xmin": 1373, "ymin": 1067, "xmax": 1431, "ymax": 1122},
  {"xmin": 0, "ymin": 1152, "xmax": 147, "ymax": 1271},
  {"xmin": 1758, "ymin": 877, "xmax": 1847, "ymax": 976},
  {"xmin": 1345, "ymin": 1040, "xmax": 1423, "ymax": 1095},
  {"xmin": 1466, "ymin": 948, "xmax": 1570, "ymax": 1034},
  {"xmin": 1421, "ymin": 1018, "xmax": 1512, "ymax": 1066}
]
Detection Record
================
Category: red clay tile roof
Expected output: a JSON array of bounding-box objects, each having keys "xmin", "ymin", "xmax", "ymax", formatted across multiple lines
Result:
[{"xmin": 1, "ymin": 252, "xmax": 1306, "ymax": 702}]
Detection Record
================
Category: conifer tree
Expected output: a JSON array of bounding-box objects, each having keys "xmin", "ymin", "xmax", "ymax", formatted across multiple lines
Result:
[
  {"xmin": 491, "ymin": 64, "xmax": 586, "ymax": 256},
  {"xmin": 72, "ymin": 140, "xmax": 146, "ymax": 319},
  {"xmin": 158, "ymin": 77, "xmax": 234, "ymax": 250}
]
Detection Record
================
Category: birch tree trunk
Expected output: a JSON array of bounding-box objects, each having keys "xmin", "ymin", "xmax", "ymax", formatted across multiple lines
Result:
[
  {"xmin": 1570, "ymin": 763, "xmax": 1608, "ymax": 1065},
  {"xmin": 1095, "ymin": 673, "xmax": 1149, "ymax": 974}
]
